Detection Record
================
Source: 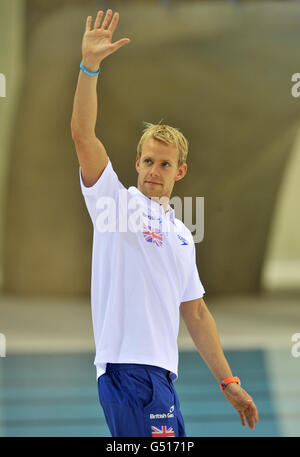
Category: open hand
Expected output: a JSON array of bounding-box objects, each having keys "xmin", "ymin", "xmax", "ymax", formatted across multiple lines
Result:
[{"xmin": 82, "ymin": 10, "xmax": 130, "ymax": 70}]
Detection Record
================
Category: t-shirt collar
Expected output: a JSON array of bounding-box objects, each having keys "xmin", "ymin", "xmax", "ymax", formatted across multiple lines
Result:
[{"xmin": 128, "ymin": 186, "xmax": 175, "ymax": 220}]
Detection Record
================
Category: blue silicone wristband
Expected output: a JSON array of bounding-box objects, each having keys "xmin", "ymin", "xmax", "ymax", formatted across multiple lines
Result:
[{"xmin": 80, "ymin": 61, "xmax": 100, "ymax": 76}]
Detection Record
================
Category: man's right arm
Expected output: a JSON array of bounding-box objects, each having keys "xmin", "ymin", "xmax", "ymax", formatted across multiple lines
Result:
[
  {"xmin": 71, "ymin": 58, "xmax": 108, "ymax": 188},
  {"xmin": 71, "ymin": 10, "xmax": 130, "ymax": 188}
]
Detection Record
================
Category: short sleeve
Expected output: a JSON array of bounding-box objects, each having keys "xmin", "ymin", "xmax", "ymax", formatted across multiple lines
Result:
[
  {"xmin": 79, "ymin": 158, "xmax": 126, "ymax": 225},
  {"xmin": 181, "ymin": 243, "xmax": 205, "ymax": 302}
]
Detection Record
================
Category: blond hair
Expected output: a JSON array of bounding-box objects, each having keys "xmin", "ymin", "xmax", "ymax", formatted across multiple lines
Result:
[{"xmin": 136, "ymin": 121, "xmax": 188, "ymax": 167}]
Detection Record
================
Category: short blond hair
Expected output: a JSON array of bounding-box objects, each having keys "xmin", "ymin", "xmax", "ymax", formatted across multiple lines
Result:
[{"xmin": 136, "ymin": 121, "xmax": 188, "ymax": 167}]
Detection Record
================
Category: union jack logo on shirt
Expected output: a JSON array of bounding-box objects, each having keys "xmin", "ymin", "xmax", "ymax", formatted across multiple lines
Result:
[
  {"xmin": 151, "ymin": 425, "xmax": 175, "ymax": 437},
  {"xmin": 143, "ymin": 224, "xmax": 163, "ymax": 247}
]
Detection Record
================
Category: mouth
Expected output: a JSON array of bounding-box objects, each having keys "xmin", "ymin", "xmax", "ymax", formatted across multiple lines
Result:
[{"xmin": 145, "ymin": 181, "xmax": 162, "ymax": 186}]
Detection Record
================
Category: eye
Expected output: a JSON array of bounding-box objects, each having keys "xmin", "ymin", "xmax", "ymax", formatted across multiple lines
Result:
[
  {"xmin": 162, "ymin": 162, "xmax": 170, "ymax": 167},
  {"xmin": 144, "ymin": 159, "xmax": 151, "ymax": 164}
]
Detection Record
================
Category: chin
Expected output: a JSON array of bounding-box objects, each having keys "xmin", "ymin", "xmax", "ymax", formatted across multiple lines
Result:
[{"xmin": 148, "ymin": 189, "xmax": 161, "ymax": 196}]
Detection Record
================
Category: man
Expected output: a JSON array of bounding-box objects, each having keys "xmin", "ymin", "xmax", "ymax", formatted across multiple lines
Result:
[{"xmin": 71, "ymin": 9, "xmax": 259, "ymax": 437}]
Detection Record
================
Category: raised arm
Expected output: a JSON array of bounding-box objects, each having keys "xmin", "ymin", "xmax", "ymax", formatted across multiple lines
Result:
[{"xmin": 71, "ymin": 10, "xmax": 130, "ymax": 187}]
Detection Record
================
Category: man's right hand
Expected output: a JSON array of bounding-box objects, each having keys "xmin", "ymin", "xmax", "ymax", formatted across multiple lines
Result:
[{"xmin": 82, "ymin": 9, "xmax": 131, "ymax": 72}]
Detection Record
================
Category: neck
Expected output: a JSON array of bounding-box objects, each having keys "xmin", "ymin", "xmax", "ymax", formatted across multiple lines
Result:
[{"xmin": 136, "ymin": 185, "xmax": 171, "ymax": 213}]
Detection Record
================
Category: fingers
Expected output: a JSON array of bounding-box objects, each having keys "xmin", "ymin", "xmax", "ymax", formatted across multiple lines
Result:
[
  {"xmin": 85, "ymin": 16, "xmax": 92, "ymax": 32},
  {"xmin": 252, "ymin": 402, "xmax": 259, "ymax": 425},
  {"xmin": 88, "ymin": 10, "xmax": 120, "ymax": 34},
  {"xmin": 239, "ymin": 412, "xmax": 246, "ymax": 427},
  {"xmin": 108, "ymin": 12, "xmax": 120, "ymax": 35},
  {"xmin": 110, "ymin": 38, "xmax": 131, "ymax": 55},
  {"xmin": 93, "ymin": 10, "xmax": 104, "ymax": 30},
  {"xmin": 244, "ymin": 401, "xmax": 259, "ymax": 430},
  {"xmin": 245, "ymin": 411, "xmax": 255, "ymax": 430},
  {"xmin": 102, "ymin": 9, "xmax": 113, "ymax": 30}
]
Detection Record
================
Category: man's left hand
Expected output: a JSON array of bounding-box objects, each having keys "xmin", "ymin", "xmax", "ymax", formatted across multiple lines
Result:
[{"xmin": 223, "ymin": 383, "xmax": 259, "ymax": 430}]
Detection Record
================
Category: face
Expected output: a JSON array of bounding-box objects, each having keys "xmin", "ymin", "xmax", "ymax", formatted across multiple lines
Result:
[{"xmin": 135, "ymin": 137, "xmax": 187, "ymax": 207}]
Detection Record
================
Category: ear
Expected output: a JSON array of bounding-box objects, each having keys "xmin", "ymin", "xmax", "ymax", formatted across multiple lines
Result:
[
  {"xmin": 135, "ymin": 155, "xmax": 140, "ymax": 173},
  {"xmin": 174, "ymin": 163, "xmax": 187, "ymax": 182}
]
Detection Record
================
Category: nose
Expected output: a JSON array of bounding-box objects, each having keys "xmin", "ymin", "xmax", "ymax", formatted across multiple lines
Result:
[{"xmin": 149, "ymin": 163, "xmax": 160, "ymax": 178}]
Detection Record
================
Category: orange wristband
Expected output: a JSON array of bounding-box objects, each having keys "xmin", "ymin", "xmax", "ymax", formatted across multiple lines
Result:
[{"xmin": 220, "ymin": 376, "xmax": 241, "ymax": 391}]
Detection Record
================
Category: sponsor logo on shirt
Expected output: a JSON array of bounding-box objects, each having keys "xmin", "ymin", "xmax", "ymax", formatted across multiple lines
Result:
[
  {"xmin": 149, "ymin": 405, "xmax": 174, "ymax": 420},
  {"xmin": 177, "ymin": 234, "xmax": 189, "ymax": 245},
  {"xmin": 142, "ymin": 212, "xmax": 161, "ymax": 222}
]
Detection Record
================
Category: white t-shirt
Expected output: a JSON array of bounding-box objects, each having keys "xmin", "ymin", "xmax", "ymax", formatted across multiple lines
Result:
[{"xmin": 79, "ymin": 158, "xmax": 205, "ymax": 381}]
